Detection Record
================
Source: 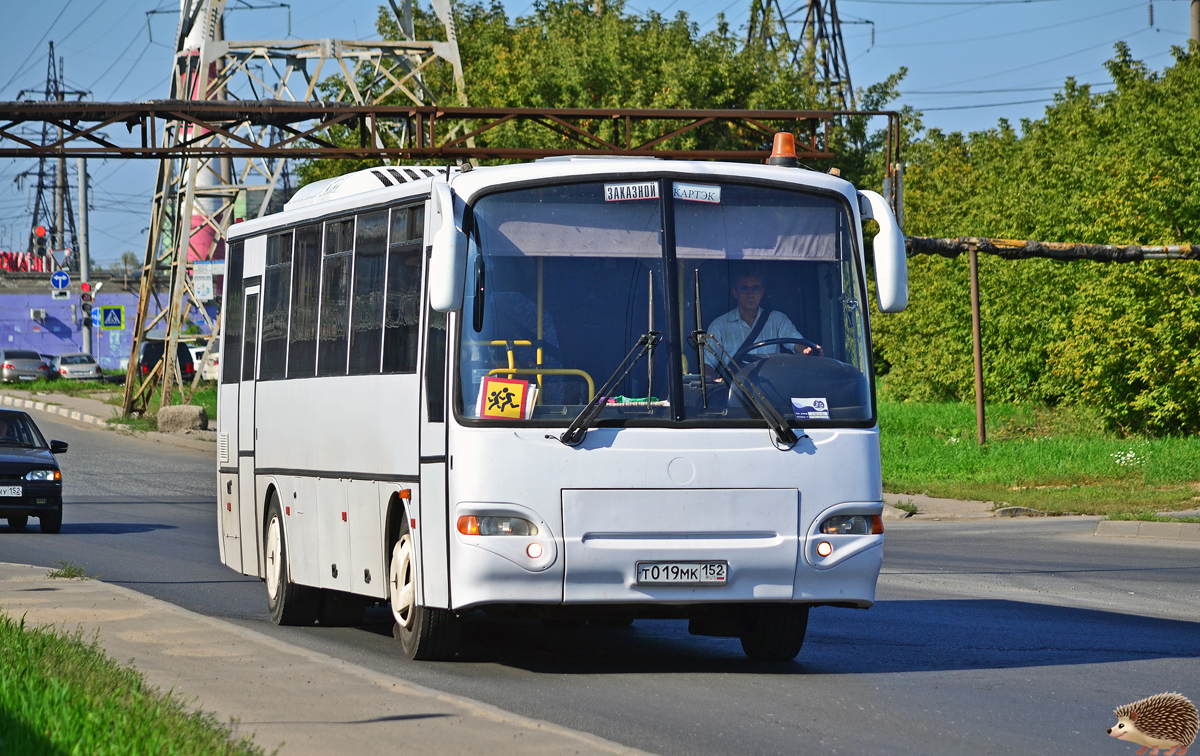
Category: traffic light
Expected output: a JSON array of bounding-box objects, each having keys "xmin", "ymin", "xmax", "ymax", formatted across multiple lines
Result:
[
  {"xmin": 81, "ymin": 282, "xmax": 91, "ymax": 294},
  {"xmin": 33, "ymin": 225, "xmax": 47, "ymax": 256}
]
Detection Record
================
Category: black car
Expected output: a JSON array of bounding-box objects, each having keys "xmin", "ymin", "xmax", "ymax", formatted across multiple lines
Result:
[
  {"xmin": 137, "ymin": 340, "xmax": 196, "ymax": 381},
  {"xmin": 0, "ymin": 410, "xmax": 67, "ymax": 533}
]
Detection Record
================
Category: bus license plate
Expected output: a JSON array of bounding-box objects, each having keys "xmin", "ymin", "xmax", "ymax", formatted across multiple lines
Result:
[
  {"xmin": 0, "ymin": 486, "xmax": 21, "ymax": 497},
  {"xmin": 636, "ymin": 561, "xmax": 727, "ymax": 585}
]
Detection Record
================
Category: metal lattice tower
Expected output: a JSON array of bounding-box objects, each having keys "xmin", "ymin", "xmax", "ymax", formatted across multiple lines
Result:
[
  {"xmin": 18, "ymin": 42, "xmax": 85, "ymax": 268},
  {"xmin": 122, "ymin": 0, "xmax": 470, "ymax": 416},
  {"xmin": 748, "ymin": 0, "xmax": 856, "ymax": 110}
]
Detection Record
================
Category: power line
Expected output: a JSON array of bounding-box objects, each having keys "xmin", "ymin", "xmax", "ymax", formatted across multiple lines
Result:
[
  {"xmin": 1, "ymin": 0, "xmax": 75, "ymax": 96},
  {"xmin": 842, "ymin": 0, "xmax": 1066, "ymax": 4},
  {"xmin": 906, "ymin": 83, "xmax": 1111, "ymax": 94},
  {"xmin": 914, "ymin": 96, "xmax": 1054, "ymax": 110},
  {"xmin": 930, "ymin": 26, "xmax": 1152, "ymax": 89},
  {"xmin": 874, "ymin": 1, "xmax": 1142, "ymax": 47}
]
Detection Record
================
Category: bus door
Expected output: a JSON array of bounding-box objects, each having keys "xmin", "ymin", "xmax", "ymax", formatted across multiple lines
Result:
[
  {"xmin": 417, "ymin": 248, "xmax": 450, "ymax": 609},
  {"xmin": 237, "ymin": 285, "xmax": 260, "ymax": 577}
]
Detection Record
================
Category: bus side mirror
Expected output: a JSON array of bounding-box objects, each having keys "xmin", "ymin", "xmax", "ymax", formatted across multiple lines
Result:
[
  {"xmin": 428, "ymin": 182, "xmax": 466, "ymax": 312},
  {"xmin": 859, "ymin": 190, "xmax": 908, "ymax": 313}
]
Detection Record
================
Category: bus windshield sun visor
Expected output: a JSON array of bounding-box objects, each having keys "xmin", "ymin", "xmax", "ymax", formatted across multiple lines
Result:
[{"xmin": 558, "ymin": 331, "xmax": 662, "ymax": 447}]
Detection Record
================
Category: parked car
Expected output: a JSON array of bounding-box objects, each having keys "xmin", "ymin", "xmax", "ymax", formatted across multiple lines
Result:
[
  {"xmin": 52, "ymin": 353, "xmax": 103, "ymax": 380},
  {"xmin": 0, "ymin": 409, "xmax": 67, "ymax": 533},
  {"xmin": 188, "ymin": 338, "xmax": 220, "ymax": 381},
  {"xmin": 137, "ymin": 340, "xmax": 196, "ymax": 381},
  {"xmin": 0, "ymin": 349, "xmax": 52, "ymax": 383}
]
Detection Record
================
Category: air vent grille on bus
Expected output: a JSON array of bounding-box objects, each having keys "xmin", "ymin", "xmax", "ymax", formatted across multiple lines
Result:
[{"xmin": 370, "ymin": 167, "xmax": 440, "ymax": 187}]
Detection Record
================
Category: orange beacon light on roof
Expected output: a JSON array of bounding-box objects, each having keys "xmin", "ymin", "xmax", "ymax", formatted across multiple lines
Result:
[{"xmin": 768, "ymin": 132, "xmax": 799, "ymax": 167}]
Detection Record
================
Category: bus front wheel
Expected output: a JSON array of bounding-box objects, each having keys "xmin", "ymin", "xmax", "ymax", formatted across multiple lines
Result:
[
  {"xmin": 390, "ymin": 534, "xmax": 460, "ymax": 660},
  {"xmin": 739, "ymin": 604, "xmax": 809, "ymax": 661},
  {"xmin": 264, "ymin": 498, "xmax": 319, "ymax": 626}
]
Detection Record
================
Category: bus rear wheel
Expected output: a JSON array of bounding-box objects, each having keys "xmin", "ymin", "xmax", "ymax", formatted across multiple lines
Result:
[
  {"xmin": 390, "ymin": 534, "xmax": 460, "ymax": 660},
  {"xmin": 264, "ymin": 498, "xmax": 319, "ymax": 626},
  {"xmin": 739, "ymin": 604, "xmax": 809, "ymax": 661}
]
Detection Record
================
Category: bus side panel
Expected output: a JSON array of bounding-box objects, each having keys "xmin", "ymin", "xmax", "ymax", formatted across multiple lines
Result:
[
  {"xmin": 290, "ymin": 476, "xmax": 320, "ymax": 588},
  {"xmin": 348, "ymin": 479, "xmax": 386, "ymax": 598},
  {"xmin": 418, "ymin": 464, "xmax": 449, "ymax": 608},
  {"xmin": 317, "ymin": 478, "xmax": 353, "ymax": 592},
  {"xmin": 254, "ymin": 375, "xmax": 419, "ymax": 477},
  {"xmin": 219, "ymin": 472, "xmax": 242, "ymax": 572},
  {"xmin": 217, "ymin": 381, "xmax": 241, "ymax": 570}
]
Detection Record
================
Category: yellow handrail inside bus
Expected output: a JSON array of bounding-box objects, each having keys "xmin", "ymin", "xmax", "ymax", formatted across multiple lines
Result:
[{"xmin": 487, "ymin": 368, "xmax": 595, "ymax": 402}]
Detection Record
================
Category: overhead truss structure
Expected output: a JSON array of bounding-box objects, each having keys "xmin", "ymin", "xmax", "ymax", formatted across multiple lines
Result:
[
  {"xmin": 56, "ymin": 0, "xmax": 470, "ymax": 418},
  {"xmin": 0, "ymin": 101, "xmax": 899, "ymax": 163}
]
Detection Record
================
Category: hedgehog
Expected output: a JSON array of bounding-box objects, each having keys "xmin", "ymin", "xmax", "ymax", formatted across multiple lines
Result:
[{"xmin": 1107, "ymin": 692, "xmax": 1198, "ymax": 755}]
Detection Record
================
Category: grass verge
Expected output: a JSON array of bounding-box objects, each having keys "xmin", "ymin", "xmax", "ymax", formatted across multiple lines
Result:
[
  {"xmin": 0, "ymin": 611, "xmax": 264, "ymax": 756},
  {"xmin": 1105, "ymin": 510, "xmax": 1200, "ymax": 524},
  {"xmin": 880, "ymin": 400, "xmax": 1200, "ymax": 516}
]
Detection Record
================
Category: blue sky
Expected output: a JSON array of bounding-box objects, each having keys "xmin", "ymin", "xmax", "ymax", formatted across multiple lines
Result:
[{"xmin": 0, "ymin": 0, "xmax": 1191, "ymax": 264}]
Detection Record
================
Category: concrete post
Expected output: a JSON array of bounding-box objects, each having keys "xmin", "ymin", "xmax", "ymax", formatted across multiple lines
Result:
[{"xmin": 78, "ymin": 157, "xmax": 91, "ymax": 355}]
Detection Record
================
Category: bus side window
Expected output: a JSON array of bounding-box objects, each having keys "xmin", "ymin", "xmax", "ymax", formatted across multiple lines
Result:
[
  {"xmin": 383, "ymin": 205, "xmax": 423, "ymax": 373},
  {"xmin": 222, "ymin": 241, "xmax": 245, "ymax": 383},
  {"xmin": 349, "ymin": 210, "xmax": 388, "ymax": 374},
  {"xmin": 288, "ymin": 224, "xmax": 320, "ymax": 378},
  {"xmin": 259, "ymin": 231, "xmax": 293, "ymax": 380},
  {"xmin": 318, "ymin": 218, "xmax": 354, "ymax": 376},
  {"xmin": 425, "ymin": 300, "xmax": 446, "ymax": 422},
  {"xmin": 242, "ymin": 293, "xmax": 259, "ymax": 382}
]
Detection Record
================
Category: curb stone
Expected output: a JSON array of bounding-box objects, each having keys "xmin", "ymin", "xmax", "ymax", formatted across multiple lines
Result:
[
  {"xmin": 0, "ymin": 393, "xmax": 112, "ymax": 428},
  {"xmin": 1095, "ymin": 519, "xmax": 1200, "ymax": 541}
]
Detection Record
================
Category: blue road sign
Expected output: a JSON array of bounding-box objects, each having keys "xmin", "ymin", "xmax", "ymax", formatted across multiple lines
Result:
[
  {"xmin": 91, "ymin": 308, "xmax": 101, "ymax": 328},
  {"xmin": 100, "ymin": 305, "xmax": 125, "ymax": 331},
  {"xmin": 50, "ymin": 271, "xmax": 70, "ymax": 290}
]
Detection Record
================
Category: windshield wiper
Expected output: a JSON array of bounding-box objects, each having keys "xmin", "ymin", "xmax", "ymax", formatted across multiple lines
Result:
[
  {"xmin": 699, "ymin": 333, "xmax": 799, "ymax": 448},
  {"xmin": 558, "ymin": 331, "xmax": 662, "ymax": 447}
]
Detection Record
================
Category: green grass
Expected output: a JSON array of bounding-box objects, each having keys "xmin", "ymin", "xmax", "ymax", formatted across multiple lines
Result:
[
  {"xmin": 0, "ymin": 611, "xmax": 264, "ymax": 756},
  {"xmin": 880, "ymin": 401, "xmax": 1200, "ymax": 516},
  {"xmin": 5, "ymin": 377, "xmax": 117, "ymax": 398},
  {"xmin": 45, "ymin": 560, "xmax": 89, "ymax": 580},
  {"xmin": 105, "ymin": 382, "xmax": 216, "ymax": 426}
]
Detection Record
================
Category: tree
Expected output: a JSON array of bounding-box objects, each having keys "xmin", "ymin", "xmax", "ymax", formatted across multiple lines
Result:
[{"xmin": 875, "ymin": 43, "xmax": 1200, "ymax": 435}]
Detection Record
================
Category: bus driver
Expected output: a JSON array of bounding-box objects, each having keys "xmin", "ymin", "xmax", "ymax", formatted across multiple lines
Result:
[{"xmin": 704, "ymin": 273, "xmax": 821, "ymax": 375}]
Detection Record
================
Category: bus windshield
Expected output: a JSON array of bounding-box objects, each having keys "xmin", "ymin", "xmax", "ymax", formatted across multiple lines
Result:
[{"xmin": 457, "ymin": 179, "xmax": 872, "ymax": 427}]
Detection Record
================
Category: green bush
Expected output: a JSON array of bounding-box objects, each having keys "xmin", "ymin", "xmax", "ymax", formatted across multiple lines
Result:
[{"xmin": 875, "ymin": 43, "xmax": 1200, "ymax": 435}]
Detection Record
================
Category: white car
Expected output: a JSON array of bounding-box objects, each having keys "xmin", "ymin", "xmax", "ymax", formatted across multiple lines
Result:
[
  {"xmin": 189, "ymin": 339, "xmax": 220, "ymax": 381},
  {"xmin": 52, "ymin": 353, "xmax": 103, "ymax": 380}
]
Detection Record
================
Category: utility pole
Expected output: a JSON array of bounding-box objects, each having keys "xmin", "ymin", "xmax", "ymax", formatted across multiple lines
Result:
[
  {"xmin": 55, "ymin": 88, "xmax": 65, "ymax": 255},
  {"xmin": 78, "ymin": 157, "xmax": 91, "ymax": 355},
  {"xmin": 1192, "ymin": 0, "xmax": 1198, "ymax": 43}
]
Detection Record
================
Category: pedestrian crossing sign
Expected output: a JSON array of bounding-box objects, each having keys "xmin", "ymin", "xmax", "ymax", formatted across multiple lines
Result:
[{"xmin": 99, "ymin": 305, "xmax": 125, "ymax": 331}]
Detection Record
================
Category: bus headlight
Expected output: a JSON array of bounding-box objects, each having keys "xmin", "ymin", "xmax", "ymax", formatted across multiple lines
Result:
[
  {"xmin": 818, "ymin": 515, "xmax": 883, "ymax": 535},
  {"xmin": 24, "ymin": 469, "xmax": 60, "ymax": 482},
  {"xmin": 457, "ymin": 515, "xmax": 539, "ymax": 536}
]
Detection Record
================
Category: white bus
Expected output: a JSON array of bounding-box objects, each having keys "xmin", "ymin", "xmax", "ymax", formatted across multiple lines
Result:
[{"xmin": 217, "ymin": 143, "xmax": 908, "ymax": 661}]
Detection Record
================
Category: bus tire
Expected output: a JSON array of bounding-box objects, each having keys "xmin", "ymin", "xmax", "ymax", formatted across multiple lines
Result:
[
  {"xmin": 395, "ymin": 605, "xmax": 461, "ymax": 660},
  {"xmin": 264, "ymin": 497, "xmax": 319, "ymax": 626},
  {"xmin": 39, "ymin": 503, "xmax": 62, "ymax": 534},
  {"xmin": 739, "ymin": 604, "xmax": 809, "ymax": 661}
]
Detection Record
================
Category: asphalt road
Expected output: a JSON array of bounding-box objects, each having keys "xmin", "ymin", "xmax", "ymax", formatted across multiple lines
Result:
[{"xmin": 3, "ymin": 414, "xmax": 1199, "ymax": 756}]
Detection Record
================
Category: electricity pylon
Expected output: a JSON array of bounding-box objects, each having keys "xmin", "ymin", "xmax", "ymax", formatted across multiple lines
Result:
[
  {"xmin": 747, "ymin": 0, "xmax": 856, "ymax": 110},
  {"xmin": 122, "ymin": 0, "xmax": 470, "ymax": 416},
  {"xmin": 19, "ymin": 42, "xmax": 86, "ymax": 268}
]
